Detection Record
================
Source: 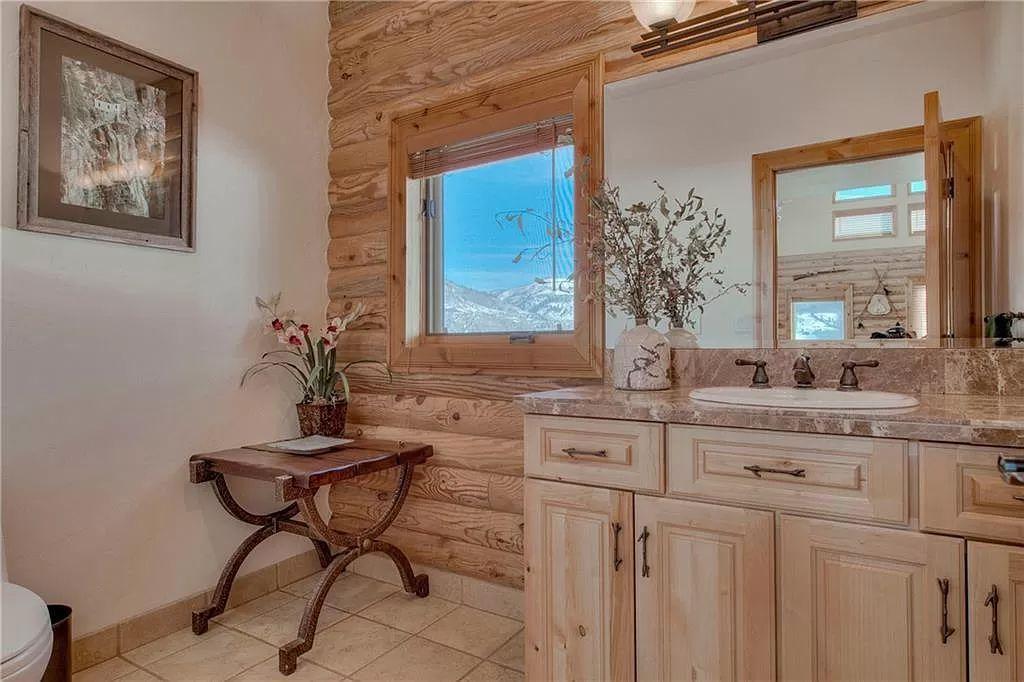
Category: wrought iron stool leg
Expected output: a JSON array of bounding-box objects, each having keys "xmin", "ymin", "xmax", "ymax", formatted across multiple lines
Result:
[
  {"xmin": 310, "ymin": 538, "xmax": 333, "ymax": 569},
  {"xmin": 278, "ymin": 547, "xmax": 359, "ymax": 675},
  {"xmin": 192, "ymin": 524, "xmax": 277, "ymax": 634},
  {"xmin": 372, "ymin": 539, "xmax": 429, "ymax": 597}
]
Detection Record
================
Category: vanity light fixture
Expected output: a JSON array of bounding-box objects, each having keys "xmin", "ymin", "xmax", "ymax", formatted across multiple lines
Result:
[
  {"xmin": 629, "ymin": 0, "xmax": 697, "ymax": 30},
  {"xmin": 631, "ymin": 0, "xmax": 858, "ymax": 60}
]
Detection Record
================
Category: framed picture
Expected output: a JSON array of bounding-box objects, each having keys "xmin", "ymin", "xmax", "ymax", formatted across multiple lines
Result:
[{"xmin": 18, "ymin": 6, "xmax": 197, "ymax": 251}]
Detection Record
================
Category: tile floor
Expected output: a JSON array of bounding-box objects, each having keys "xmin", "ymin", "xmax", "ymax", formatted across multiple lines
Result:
[{"xmin": 73, "ymin": 572, "xmax": 525, "ymax": 682}]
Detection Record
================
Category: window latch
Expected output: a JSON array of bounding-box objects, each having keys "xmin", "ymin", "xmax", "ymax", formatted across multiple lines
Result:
[
  {"xmin": 509, "ymin": 333, "xmax": 535, "ymax": 344},
  {"xmin": 421, "ymin": 198, "xmax": 436, "ymax": 219}
]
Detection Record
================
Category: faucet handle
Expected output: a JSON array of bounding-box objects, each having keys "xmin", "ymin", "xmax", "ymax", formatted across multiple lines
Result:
[
  {"xmin": 735, "ymin": 358, "xmax": 770, "ymax": 388},
  {"xmin": 838, "ymin": 360, "xmax": 879, "ymax": 391}
]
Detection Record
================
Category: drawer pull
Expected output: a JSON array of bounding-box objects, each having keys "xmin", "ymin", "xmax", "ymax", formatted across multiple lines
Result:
[
  {"xmin": 1014, "ymin": 495, "xmax": 1024, "ymax": 503},
  {"xmin": 612, "ymin": 522, "xmax": 623, "ymax": 571},
  {"xmin": 997, "ymin": 456, "xmax": 1024, "ymax": 485},
  {"xmin": 743, "ymin": 464, "xmax": 806, "ymax": 479},
  {"xmin": 637, "ymin": 526, "xmax": 650, "ymax": 578},
  {"xmin": 561, "ymin": 447, "xmax": 608, "ymax": 458},
  {"xmin": 984, "ymin": 585, "xmax": 1004, "ymax": 655},
  {"xmin": 937, "ymin": 578, "xmax": 956, "ymax": 643}
]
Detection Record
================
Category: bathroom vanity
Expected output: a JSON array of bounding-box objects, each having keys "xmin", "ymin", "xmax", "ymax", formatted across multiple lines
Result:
[{"xmin": 516, "ymin": 386, "xmax": 1024, "ymax": 681}]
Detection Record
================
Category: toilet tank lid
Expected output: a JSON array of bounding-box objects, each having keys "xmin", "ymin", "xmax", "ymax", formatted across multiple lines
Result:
[{"xmin": 1, "ymin": 583, "xmax": 51, "ymax": 663}]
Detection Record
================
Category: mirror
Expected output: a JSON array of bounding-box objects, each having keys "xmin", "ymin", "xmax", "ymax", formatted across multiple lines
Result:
[{"xmin": 605, "ymin": 1, "xmax": 1023, "ymax": 348}]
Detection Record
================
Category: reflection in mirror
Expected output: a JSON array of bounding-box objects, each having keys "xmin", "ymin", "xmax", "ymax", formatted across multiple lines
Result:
[
  {"xmin": 604, "ymin": 1, "xmax": 1023, "ymax": 348},
  {"xmin": 775, "ymin": 154, "xmax": 928, "ymax": 345}
]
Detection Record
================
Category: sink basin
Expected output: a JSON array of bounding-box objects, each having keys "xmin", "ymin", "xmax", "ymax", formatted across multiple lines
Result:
[{"xmin": 689, "ymin": 386, "xmax": 919, "ymax": 410}]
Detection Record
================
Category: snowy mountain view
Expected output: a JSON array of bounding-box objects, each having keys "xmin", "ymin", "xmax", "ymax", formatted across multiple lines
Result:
[{"xmin": 443, "ymin": 279, "xmax": 574, "ymax": 334}]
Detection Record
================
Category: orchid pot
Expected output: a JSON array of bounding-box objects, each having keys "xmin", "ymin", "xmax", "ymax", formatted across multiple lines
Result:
[{"xmin": 296, "ymin": 399, "xmax": 348, "ymax": 437}]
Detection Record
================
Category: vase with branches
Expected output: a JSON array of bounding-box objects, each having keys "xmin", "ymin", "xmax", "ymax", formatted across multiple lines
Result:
[{"xmin": 241, "ymin": 293, "xmax": 390, "ymax": 437}]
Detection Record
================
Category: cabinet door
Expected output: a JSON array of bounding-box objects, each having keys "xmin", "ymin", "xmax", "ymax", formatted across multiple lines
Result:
[
  {"xmin": 779, "ymin": 515, "xmax": 965, "ymax": 681},
  {"xmin": 524, "ymin": 479, "xmax": 634, "ymax": 682},
  {"xmin": 634, "ymin": 496, "xmax": 775, "ymax": 681},
  {"xmin": 968, "ymin": 541, "xmax": 1024, "ymax": 680}
]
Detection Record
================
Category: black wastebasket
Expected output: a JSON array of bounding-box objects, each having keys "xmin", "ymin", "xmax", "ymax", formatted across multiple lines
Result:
[{"xmin": 41, "ymin": 605, "xmax": 71, "ymax": 682}]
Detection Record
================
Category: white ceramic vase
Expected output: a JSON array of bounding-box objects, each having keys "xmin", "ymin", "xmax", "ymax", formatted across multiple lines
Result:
[
  {"xmin": 666, "ymin": 323, "xmax": 699, "ymax": 349},
  {"xmin": 612, "ymin": 318, "xmax": 671, "ymax": 391}
]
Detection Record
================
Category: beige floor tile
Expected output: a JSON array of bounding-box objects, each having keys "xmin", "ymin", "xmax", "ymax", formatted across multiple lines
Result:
[
  {"xmin": 230, "ymin": 655, "xmax": 344, "ymax": 680},
  {"xmin": 358, "ymin": 592, "xmax": 458, "ymax": 633},
  {"xmin": 304, "ymin": 616, "xmax": 408, "ymax": 676},
  {"xmin": 352, "ymin": 637, "xmax": 479, "ymax": 682},
  {"xmin": 460, "ymin": 661, "xmax": 524, "ymax": 682},
  {"xmin": 146, "ymin": 628, "xmax": 277, "ymax": 682},
  {"xmin": 117, "ymin": 669, "xmax": 162, "ymax": 681},
  {"xmin": 461, "ymin": 579, "xmax": 524, "ymax": 621},
  {"xmin": 214, "ymin": 591, "xmax": 295, "ymax": 627},
  {"xmin": 415, "ymin": 564, "xmax": 462, "ymax": 602},
  {"xmin": 281, "ymin": 571, "xmax": 325, "ymax": 597},
  {"xmin": 72, "ymin": 657, "xmax": 139, "ymax": 682},
  {"xmin": 420, "ymin": 607, "xmax": 523, "ymax": 658},
  {"xmin": 323, "ymin": 574, "xmax": 397, "ymax": 612},
  {"xmin": 122, "ymin": 624, "xmax": 222, "ymax": 666},
  {"xmin": 347, "ymin": 554, "xmax": 402, "ymax": 586},
  {"xmin": 487, "ymin": 630, "xmax": 524, "ymax": 673},
  {"xmin": 233, "ymin": 597, "xmax": 347, "ymax": 646}
]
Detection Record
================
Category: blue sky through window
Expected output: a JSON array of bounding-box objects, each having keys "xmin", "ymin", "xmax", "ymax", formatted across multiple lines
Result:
[
  {"xmin": 441, "ymin": 146, "xmax": 574, "ymax": 292},
  {"xmin": 833, "ymin": 184, "xmax": 894, "ymax": 202}
]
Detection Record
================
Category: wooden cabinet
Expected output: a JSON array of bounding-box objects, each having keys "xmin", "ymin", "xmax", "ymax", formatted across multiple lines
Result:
[
  {"xmin": 634, "ymin": 496, "xmax": 775, "ymax": 681},
  {"xmin": 968, "ymin": 541, "xmax": 1024, "ymax": 680},
  {"xmin": 779, "ymin": 514, "xmax": 965, "ymax": 681},
  {"xmin": 524, "ymin": 478, "xmax": 635, "ymax": 682}
]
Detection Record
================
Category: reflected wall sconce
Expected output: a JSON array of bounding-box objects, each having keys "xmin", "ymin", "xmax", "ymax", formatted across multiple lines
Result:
[{"xmin": 630, "ymin": 1, "xmax": 859, "ymax": 60}]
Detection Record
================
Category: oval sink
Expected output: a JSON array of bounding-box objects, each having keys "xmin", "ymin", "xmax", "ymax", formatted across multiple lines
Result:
[{"xmin": 689, "ymin": 386, "xmax": 919, "ymax": 410}]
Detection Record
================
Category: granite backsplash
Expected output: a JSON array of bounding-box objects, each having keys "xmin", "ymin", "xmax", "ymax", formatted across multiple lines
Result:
[{"xmin": 603, "ymin": 347, "xmax": 1024, "ymax": 396}]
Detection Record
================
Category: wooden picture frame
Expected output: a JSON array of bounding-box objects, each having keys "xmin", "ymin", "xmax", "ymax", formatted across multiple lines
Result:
[{"xmin": 18, "ymin": 5, "xmax": 198, "ymax": 251}]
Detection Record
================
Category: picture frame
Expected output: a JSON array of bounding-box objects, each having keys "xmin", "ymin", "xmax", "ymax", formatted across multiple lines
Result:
[{"xmin": 17, "ymin": 5, "xmax": 198, "ymax": 251}]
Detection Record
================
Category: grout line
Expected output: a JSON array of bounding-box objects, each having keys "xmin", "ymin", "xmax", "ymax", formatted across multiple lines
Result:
[{"xmin": 482, "ymin": 627, "xmax": 524, "ymax": 664}]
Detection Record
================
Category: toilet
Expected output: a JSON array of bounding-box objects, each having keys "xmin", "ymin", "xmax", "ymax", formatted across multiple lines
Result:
[{"xmin": 1, "ymin": 536, "xmax": 53, "ymax": 682}]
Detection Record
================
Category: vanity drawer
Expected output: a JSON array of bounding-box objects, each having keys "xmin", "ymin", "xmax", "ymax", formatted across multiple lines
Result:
[
  {"xmin": 667, "ymin": 425, "xmax": 909, "ymax": 524},
  {"xmin": 524, "ymin": 415, "xmax": 664, "ymax": 492},
  {"xmin": 920, "ymin": 442, "xmax": 1024, "ymax": 543}
]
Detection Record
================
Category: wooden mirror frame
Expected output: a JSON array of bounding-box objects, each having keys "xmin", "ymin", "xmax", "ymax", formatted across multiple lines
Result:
[{"xmin": 752, "ymin": 115, "xmax": 981, "ymax": 348}]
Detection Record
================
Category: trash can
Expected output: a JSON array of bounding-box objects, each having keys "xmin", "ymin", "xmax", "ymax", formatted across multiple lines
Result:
[{"xmin": 41, "ymin": 605, "xmax": 71, "ymax": 682}]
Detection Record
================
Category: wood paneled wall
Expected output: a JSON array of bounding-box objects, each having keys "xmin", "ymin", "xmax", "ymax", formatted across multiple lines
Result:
[{"xmin": 324, "ymin": 0, "xmax": 916, "ymax": 588}]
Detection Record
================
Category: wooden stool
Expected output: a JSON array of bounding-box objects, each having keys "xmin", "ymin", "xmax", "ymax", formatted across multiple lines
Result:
[{"xmin": 188, "ymin": 439, "xmax": 432, "ymax": 675}]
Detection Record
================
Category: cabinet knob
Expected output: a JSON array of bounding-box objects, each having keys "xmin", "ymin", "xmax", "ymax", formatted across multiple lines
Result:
[{"xmin": 577, "ymin": 625, "xmax": 587, "ymax": 637}]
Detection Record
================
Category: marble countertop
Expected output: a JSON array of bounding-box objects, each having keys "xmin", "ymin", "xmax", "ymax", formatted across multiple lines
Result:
[{"xmin": 514, "ymin": 386, "xmax": 1024, "ymax": 448}]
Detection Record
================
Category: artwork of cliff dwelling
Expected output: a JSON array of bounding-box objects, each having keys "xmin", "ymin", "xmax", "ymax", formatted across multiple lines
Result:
[
  {"xmin": 60, "ymin": 57, "xmax": 167, "ymax": 219},
  {"xmin": 18, "ymin": 7, "xmax": 197, "ymax": 251}
]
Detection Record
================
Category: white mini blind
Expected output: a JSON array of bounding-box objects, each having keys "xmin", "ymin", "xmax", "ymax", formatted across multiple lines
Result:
[
  {"xmin": 909, "ymin": 205, "xmax": 926, "ymax": 234},
  {"xmin": 408, "ymin": 114, "xmax": 573, "ymax": 180},
  {"xmin": 909, "ymin": 282, "xmax": 927, "ymax": 337},
  {"xmin": 833, "ymin": 208, "xmax": 895, "ymax": 239}
]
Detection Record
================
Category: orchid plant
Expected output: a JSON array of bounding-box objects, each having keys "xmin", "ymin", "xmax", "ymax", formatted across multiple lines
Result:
[{"xmin": 241, "ymin": 293, "xmax": 389, "ymax": 404}]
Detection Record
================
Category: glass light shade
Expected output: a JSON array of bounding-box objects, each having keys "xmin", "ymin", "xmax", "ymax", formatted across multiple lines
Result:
[{"xmin": 630, "ymin": 0, "xmax": 697, "ymax": 29}]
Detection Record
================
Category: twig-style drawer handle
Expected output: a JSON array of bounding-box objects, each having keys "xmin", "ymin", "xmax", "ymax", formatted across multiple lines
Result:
[
  {"xmin": 743, "ymin": 464, "xmax": 806, "ymax": 478},
  {"xmin": 937, "ymin": 578, "xmax": 956, "ymax": 643},
  {"xmin": 985, "ymin": 585, "xmax": 1004, "ymax": 655},
  {"xmin": 637, "ymin": 526, "xmax": 650, "ymax": 578},
  {"xmin": 562, "ymin": 447, "xmax": 608, "ymax": 458},
  {"xmin": 612, "ymin": 522, "xmax": 623, "ymax": 571},
  {"xmin": 997, "ymin": 456, "xmax": 1024, "ymax": 485},
  {"xmin": 1013, "ymin": 495, "xmax": 1024, "ymax": 503}
]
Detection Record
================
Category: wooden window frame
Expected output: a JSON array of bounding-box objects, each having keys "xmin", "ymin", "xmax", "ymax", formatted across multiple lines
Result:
[
  {"xmin": 831, "ymin": 205, "xmax": 897, "ymax": 241},
  {"xmin": 781, "ymin": 285, "xmax": 854, "ymax": 345},
  {"xmin": 388, "ymin": 59, "xmax": 604, "ymax": 377}
]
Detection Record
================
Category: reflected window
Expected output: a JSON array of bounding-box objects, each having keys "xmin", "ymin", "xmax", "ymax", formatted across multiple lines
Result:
[
  {"xmin": 833, "ymin": 207, "xmax": 896, "ymax": 240},
  {"xmin": 908, "ymin": 179, "xmax": 926, "ymax": 195},
  {"xmin": 792, "ymin": 300, "xmax": 846, "ymax": 340},
  {"xmin": 833, "ymin": 184, "xmax": 895, "ymax": 202},
  {"xmin": 909, "ymin": 204, "xmax": 926, "ymax": 234}
]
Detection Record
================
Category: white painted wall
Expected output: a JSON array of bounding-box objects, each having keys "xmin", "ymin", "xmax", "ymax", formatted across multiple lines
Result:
[
  {"xmin": 1, "ymin": 2, "xmax": 330, "ymax": 635},
  {"xmin": 606, "ymin": 2, "xmax": 1018, "ymax": 347}
]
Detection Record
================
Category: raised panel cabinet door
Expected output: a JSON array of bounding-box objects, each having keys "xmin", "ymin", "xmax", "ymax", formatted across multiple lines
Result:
[
  {"xmin": 779, "ymin": 515, "xmax": 965, "ymax": 682},
  {"xmin": 524, "ymin": 478, "xmax": 634, "ymax": 682},
  {"xmin": 968, "ymin": 541, "xmax": 1024, "ymax": 680},
  {"xmin": 634, "ymin": 496, "xmax": 775, "ymax": 682}
]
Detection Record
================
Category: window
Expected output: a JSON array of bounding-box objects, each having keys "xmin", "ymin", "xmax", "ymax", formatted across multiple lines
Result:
[
  {"xmin": 907, "ymin": 279, "xmax": 928, "ymax": 337},
  {"xmin": 792, "ymin": 300, "xmax": 846, "ymax": 340},
  {"xmin": 908, "ymin": 203, "xmax": 926, "ymax": 234},
  {"xmin": 833, "ymin": 184, "xmax": 895, "ymax": 202},
  {"xmin": 389, "ymin": 60, "xmax": 603, "ymax": 376},
  {"xmin": 833, "ymin": 207, "xmax": 896, "ymax": 240},
  {"xmin": 908, "ymin": 179, "xmax": 926, "ymax": 195},
  {"xmin": 414, "ymin": 119, "xmax": 575, "ymax": 335}
]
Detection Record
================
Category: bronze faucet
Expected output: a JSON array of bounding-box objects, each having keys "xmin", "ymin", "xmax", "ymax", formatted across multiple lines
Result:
[
  {"xmin": 793, "ymin": 352, "xmax": 815, "ymax": 388},
  {"xmin": 735, "ymin": 358, "xmax": 770, "ymax": 388},
  {"xmin": 838, "ymin": 359, "xmax": 880, "ymax": 391}
]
